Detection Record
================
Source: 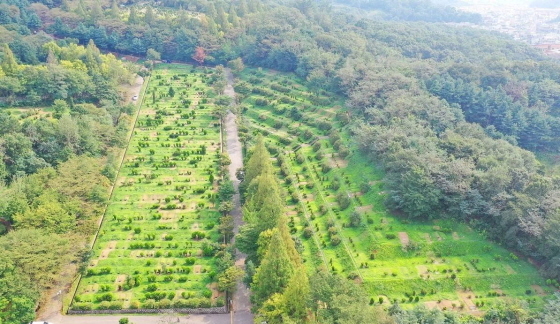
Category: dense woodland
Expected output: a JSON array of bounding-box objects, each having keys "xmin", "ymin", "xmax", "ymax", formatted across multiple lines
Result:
[
  {"xmin": 332, "ymin": 0, "xmax": 482, "ymax": 23},
  {"xmin": 0, "ymin": 22, "xmax": 136, "ymax": 323},
  {"xmin": 2, "ymin": 0, "xmax": 560, "ymax": 322}
]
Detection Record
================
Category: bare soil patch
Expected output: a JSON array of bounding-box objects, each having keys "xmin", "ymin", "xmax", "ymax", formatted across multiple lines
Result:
[
  {"xmin": 504, "ymin": 265, "xmax": 516, "ymax": 274},
  {"xmin": 193, "ymin": 265, "xmax": 202, "ymax": 274},
  {"xmin": 100, "ymin": 241, "xmax": 117, "ymax": 259},
  {"xmin": 356, "ymin": 205, "xmax": 373, "ymax": 213},
  {"xmin": 328, "ymin": 156, "xmax": 348, "ymax": 168},
  {"xmin": 452, "ymin": 232, "xmax": 460, "ymax": 240},
  {"xmin": 207, "ymin": 282, "xmax": 223, "ymax": 300},
  {"xmin": 423, "ymin": 233, "xmax": 432, "ymax": 243},
  {"xmin": 417, "ymin": 265, "xmax": 428, "ymax": 275},
  {"xmin": 398, "ymin": 232, "xmax": 410, "ymax": 246},
  {"xmin": 531, "ymin": 285, "xmax": 546, "ymax": 296},
  {"xmin": 433, "ymin": 232, "xmax": 444, "ymax": 241},
  {"xmin": 458, "ymin": 291, "xmax": 477, "ymax": 310},
  {"xmin": 115, "ymin": 274, "xmax": 127, "ymax": 285}
]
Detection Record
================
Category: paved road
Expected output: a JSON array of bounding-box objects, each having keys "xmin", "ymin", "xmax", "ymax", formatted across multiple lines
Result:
[
  {"xmin": 223, "ymin": 68, "xmax": 254, "ymax": 324},
  {"xmin": 47, "ymin": 313, "xmax": 231, "ymax": 324}
]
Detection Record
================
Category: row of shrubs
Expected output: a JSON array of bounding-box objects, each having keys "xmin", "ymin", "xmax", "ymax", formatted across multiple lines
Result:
[{"xmin": 71, "ymin": 297, "xmax": 223, "ymax": 311}]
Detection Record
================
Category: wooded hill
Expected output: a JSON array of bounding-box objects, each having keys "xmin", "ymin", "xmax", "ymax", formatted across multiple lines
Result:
[{"xmin": 2, "ymin": 0, "xmax": 560, "ymax": 322}]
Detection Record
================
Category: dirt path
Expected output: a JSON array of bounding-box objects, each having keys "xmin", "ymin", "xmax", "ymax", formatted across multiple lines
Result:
[{"xmin": 223, "ymin": 68, "xmax": 254, "ymax": 324}]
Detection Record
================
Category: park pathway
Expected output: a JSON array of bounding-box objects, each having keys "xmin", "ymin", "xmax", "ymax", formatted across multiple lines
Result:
[{"xmin": 223, "ymin": 68, "xmax": 254, "ymax": 324}]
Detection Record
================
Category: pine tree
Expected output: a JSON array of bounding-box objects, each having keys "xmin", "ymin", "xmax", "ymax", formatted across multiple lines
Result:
[
  {"xmin": 282, "ymin": 266, "xmax": 310, "ymax": 321},
  {"xmin": 61, "ymin": 0, "xmax": 70, "ymax": 11},
  {"xmin": 84, "ymin": 40, "xmax": 101, "ymax": 73},
  {"xmin": 216, "ymin": 4, "xmax": 229, "ymax": 31},
  {"xmin": 76, "ymin": 0, "xmax": 87, "ymax": 18},
  {"xmin": 228, "ymin": 6, "xmax": 239, "ymax": 27},
  {"xmin": 246, "ymin": 173, "xmax": 283, "ymax": 228},
  {"xmin": 0, "ymin": 44, "xmax": 19, "ymax": 75},
  {"xmin": 46, "ymin": 49, "xmax": 58, "ymax": 65},
  {"xmin": 144, "ymin": 6, "xmax": 155, "ymax": 25},
  {"xmin": 251, "ymin": 230, "xmax": 294, "ymax": 306},
  {"xmin": 90, "ymin": 0, "xmax": 104, "ymax": 24},
  {"xmin": 206, "ymin": 2, "xmax": 217, "ymax": 18},
  {"xmin": 109, "ymin": 0, "xmax": 120, "ymax": 18},
  {"xmin": 238, "ymin": 0, "xmax": 248, "ymax": 17},
  {"xmin": 206, "ymin": 16, "xmax": 219, "ymax": 36},
  {"xmin": 128, "ymin": 6, "xmax": 139, "ymax": 24},
  {"xmin": 244, "ymin": 135, "xmax": 271, "ymax": 185},
  {"xmin": 277, "ymin": 215, "xmax": 302, "ymax": 266}
]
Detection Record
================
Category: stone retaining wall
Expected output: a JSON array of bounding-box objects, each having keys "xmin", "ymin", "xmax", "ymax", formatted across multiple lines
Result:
[{"xmin": 67, "ymin": 306, "xmax": 227, "ymax": 315}]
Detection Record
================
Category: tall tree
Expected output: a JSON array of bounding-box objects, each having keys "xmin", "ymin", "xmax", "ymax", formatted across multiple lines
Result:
[
  {"xmin": 0, "ymin": 44, "xmax": 18, "ymax": 75},
  {"xmin": 244, "ymin": 135, "xmax": 271, "ymax": 185},
  {"xmin": 251, "ymin": 229, "xmax": 294, "ymax": 306}
]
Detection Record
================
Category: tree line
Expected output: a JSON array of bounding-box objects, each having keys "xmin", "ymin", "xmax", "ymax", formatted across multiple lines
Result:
[
  {"xmin": 236, "ymin": 136, "xmax": 390, "ymax": 324},
  {"xmin": 0, "ymin": 32, "xmax": 136, "ymax": 324}
]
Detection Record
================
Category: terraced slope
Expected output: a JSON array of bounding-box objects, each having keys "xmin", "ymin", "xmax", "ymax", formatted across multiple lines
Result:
[
  {"xmin": 72, "ymin": 65, "xmax": 224, "ymax": 311},
  {"xmin": 235, "ymin": 67, "xmax": 552, "ymax": 313}
]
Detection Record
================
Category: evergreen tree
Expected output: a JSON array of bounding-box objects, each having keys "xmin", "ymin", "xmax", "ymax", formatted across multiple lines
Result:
[
  {"xmin": 282, "ymin": 266, "xmax": 310, "ymax": 321},
  {"xmin": 128, "ymin": 6, "xmax": 139, "ymax": 24},
  {"xmin": 206, "ymin": 2, "xmax": 217, "ymax": 18},
  {"xmin": 46, "ymin": 49, "xmax": 58, "ymax": 65},
  {"xmin": 228, "ymin": 6, "xmax": 240, "ymax": 27},
  {"xmin": 277, "ymin": 215, "xmax": 301, "ymax": 266},
  {"xmin": 251, "ymin": 230, "xmax": 294, "ymax": 306},
  {"xmin": 90, "ymin": 0, "xmax": 104, "ymax": 24},
  {"xmin": 216, "ymin": 4, "xmax": 229, "ymax": 31},
  {"xmin": 144, "ymin": 6, "xmax": 155, "ymax": 25},
  {"xmin": 0, "ymin": 44, "xmax": 18, "ymax": 75},
  {"xmin": 206, "ymin": 16, "xmax": 219, "ymax": 36},
  {"xmin": 243, "ymin": 175, "xmax": 283, "ymax": 244},
  {"xmin": 109, "ymin": 0, "xmax": 120, "ymax": 18},
  {"xmin": 244, "ymin": 135, "xmax": 271, "ymax": 185},
  {"xmin": 238, "ymin": 0, "xmax": 248, "ymax": 17}
]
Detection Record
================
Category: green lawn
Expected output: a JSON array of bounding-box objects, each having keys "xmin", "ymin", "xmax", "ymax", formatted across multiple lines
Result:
[
  {"xmin": 72, "ymin": 64, "xmax": 224, "ymax": 311},
  {"xmin": 236, "ymin": 67, "xmax": 552, "ymax": 314}
]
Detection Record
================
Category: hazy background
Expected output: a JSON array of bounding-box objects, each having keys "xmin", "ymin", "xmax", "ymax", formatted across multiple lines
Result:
[{"xmin": 433, "ymin": 0, "xmax": 559, "ymax": 7}]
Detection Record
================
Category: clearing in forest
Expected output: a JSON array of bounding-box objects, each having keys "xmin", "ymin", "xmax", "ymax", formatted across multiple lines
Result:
[
  {"xmin": 235, "ymin": 67, "xmax": 552, "ymax": 312},
  {"xmin": 72, "ymin": 64, "xmax": 224, "ymax": 311}
]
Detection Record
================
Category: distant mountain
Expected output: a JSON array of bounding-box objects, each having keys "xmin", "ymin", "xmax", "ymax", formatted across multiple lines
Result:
[
  {"xmin": 531, "ymin": 0, "xmax": 560, "ymax": 8},
  {"xmin": 334, "ymin": 0, "xmax": 483, "ymax": 23},
  {"xmin": 550, "ymin": 14, "xmax": 560, "ymax": 22},
  {"xmin": 431, "ymin": 0, "xmax": 469, "ymax": 5}
]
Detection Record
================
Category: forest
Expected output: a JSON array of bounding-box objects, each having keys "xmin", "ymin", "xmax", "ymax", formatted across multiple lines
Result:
[{"xmin": 1, "ymin": 0, "xmax": 560, "ymax": 322}]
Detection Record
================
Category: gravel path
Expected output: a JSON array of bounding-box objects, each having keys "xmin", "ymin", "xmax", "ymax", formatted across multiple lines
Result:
[{"xmin": 223, "ymin": 68, "xmax": 254, "ymax": 324}]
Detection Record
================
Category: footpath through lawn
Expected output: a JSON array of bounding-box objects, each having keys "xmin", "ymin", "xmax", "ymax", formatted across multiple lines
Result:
[{"xmin": 72, "ymin": 64, "xmax": 224, "ymax": 311}]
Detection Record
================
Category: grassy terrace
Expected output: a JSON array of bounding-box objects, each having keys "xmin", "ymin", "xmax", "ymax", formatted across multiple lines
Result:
[
  {"xmin": 236, "ymin": 67, "xmax": 552, "ymax": 314},
  {"xmin": 72, "ymin": 64, "xmax": 224, "ymax": 311}
]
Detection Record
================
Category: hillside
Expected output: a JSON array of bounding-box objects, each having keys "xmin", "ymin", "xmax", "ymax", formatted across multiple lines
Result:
[{"xmin": 1, "ymin": 0, "xmax": 560, "ymax": 323}]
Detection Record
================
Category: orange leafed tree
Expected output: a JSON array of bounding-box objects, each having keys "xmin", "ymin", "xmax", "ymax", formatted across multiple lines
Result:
[{"xmin": 192, "ymin": 47, "xmax": 206, "ymax": 65}]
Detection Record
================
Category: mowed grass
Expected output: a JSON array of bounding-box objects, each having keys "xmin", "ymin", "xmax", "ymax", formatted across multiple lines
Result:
[
  {"xmin": 236, "ymin": 67, "xmax": 553, "ymax": 314},
  {"xmin": 73, "ymin": 64, "xmax": 224, "ymax": 311}
]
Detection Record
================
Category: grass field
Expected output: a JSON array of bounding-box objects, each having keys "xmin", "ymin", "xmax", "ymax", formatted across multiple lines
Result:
[
  {"xmin": 235, "ymin": 67, "xmax": 553, "ymax": 314},
  {"xmin": 72, "ymin": 64, "xmax": 225, "ymax": 311}
]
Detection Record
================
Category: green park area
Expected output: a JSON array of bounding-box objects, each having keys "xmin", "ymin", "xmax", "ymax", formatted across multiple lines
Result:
[
  {"xmin": 72, "ymin": 64, "xmax": 225, "ymax": 311},
  {"xmin": 234, "ymin": 67, "xmax": 554, "ymax": 314}
]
